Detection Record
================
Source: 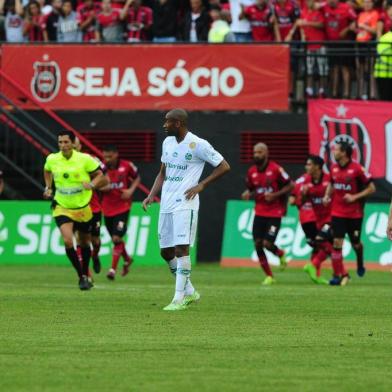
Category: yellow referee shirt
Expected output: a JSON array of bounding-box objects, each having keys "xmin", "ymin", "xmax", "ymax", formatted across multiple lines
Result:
[{"xmin": 44, "ymin": 150, "xmax": 99, "ymax": 209}]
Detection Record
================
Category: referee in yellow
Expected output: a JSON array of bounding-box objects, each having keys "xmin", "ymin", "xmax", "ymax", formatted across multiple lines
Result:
[{"xmin": 43, "ymin": 130, "xmax": 108, "ymax": 290}]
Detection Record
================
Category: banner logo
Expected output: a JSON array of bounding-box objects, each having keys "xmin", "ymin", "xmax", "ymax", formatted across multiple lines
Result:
[
  {"xmin": 319, "ymin": 114, "xmax": 371, "ymax": 171},
  {"xmin": 31, "ymin": 57, "xmax": 61, "ymax": 102}
]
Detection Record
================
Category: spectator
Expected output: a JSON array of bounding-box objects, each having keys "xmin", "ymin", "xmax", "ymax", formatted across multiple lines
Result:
[
  {"xmin": 289, "ymin": 0, "xmax": 327, "ymax": 98},
  {"xmin": 121, "ymin": 0, "xmax": 153, "ymax": 42},
  {"xmin": 57, "ymin": 0, "xmax": 82, "ymax": 41},
  {"xmin": 377, "ymin": 1, "xmax": 392, "ymax": 38},
  {"xmin": 273, "ymin": 0, "xmax": 300, "ymax": 42},
  {"xmin": 322, "ymin": 0, "xmax": 357, "ymax": 98},
  {"xmin": 96, "ymin": 0, "xmax": 123, "ymax": 42},
  {"xmin": 23, "ymin": 0, "xmax": 45, "ymax": 41},
  {"xmin": 0, "ymin": 0, "xmax": 25, "ymax": 42},
  {"xmin": 356, "ymin": 0, "xmax": 378, "ymax": 99},
  {"xmin": 208, "ymin": 5, "xmax": 235, "ymax": 41},
  {"xmin": 77, "ymin": 0, "xmax": 100, "ymax": 42},
  {"xmin": 178, "ymin": 0, "xmax": 210, "ymax": 41},
  {"xmin": 152, "ymin": 0, "xmax": 177, "ymax": 42},
  {"xmin": 229, "ymin": 0, "xmax": 255, "ymax": 42},
  {"xmin": 42, "ymin": 0, "xmax": 62, "ymax": 41},
  {"xmin": 240, "ymin": 0, "xmax": 278, "ymax": 42},
  {"xmin": 374, "ymin": 23, "xmax": 392, "ymax": 100}
]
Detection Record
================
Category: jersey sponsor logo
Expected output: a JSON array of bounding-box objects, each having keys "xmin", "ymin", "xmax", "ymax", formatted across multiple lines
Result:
[
  {"xmin": 256, "ymin": 186, "xmax": 273, "ymax": 194},
  {"xmin": 31, "ymin": 57, "xmax": 61, "ymax": 102},
  {"xmin": 189, "ymin": 142, "xmax": 196, "ymax": 149},
  {"xmin": 311, "ymin": 197, "xmax": 323, "ymax": 204},
  {"xmin": 110, "ymin": 181, "xmax": 124, "ymax": 189},
  {"xmin": 333, "ymin": 183, "xmax": 352, "ymax": 191},
  {"xmin": 119, "ymin": 167, "xmax": 126, "ymax": 172},
  {"xmin": 166, "ymin": 162, "xmax": 187, "ymax": 170},
  {"xmin": 319, "ymin": 113, "xmax": 371, "ymax": 172},
  {"xmin": 165, "ymin": 175, "xmax": 183, "ymax": 182}
]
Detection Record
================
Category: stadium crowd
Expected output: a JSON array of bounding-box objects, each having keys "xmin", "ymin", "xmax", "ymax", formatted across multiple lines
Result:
[{"xmin": 0, "ymin": 0, "xmax": 391, "ymax": 99}]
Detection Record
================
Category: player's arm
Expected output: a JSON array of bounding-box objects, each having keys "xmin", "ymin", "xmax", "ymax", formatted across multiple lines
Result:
[
  {"xmin": 387, "ymin": 198, "xmax": 392, "ymax": 240},
  {"xmin": 265, "ymin": 181, "xmax": 294, "ymax": 202},
  {"xmin": 343, "ymin": 181, "xmax": 376, "ymax": 204},
  {"xmin": 84, "ymin": 169, "xmax": 107, "ymax": 190},
  {"xmin": 0, "ymin": 177, "xmax": 4, "ymax": 195},
  {"xmin": 43, "ymin": 169, "xmax": 53, "ymax": 199},
  {"xmin": 121, "ymin": 174, "xmax": 141, "ymax": 200},
  {"xmin": 143, "ymin": 164, "xmax": 165, "ymax": 211},
  {"xmin": 15, "ymin": 0, "xmax": 24, "ymax": 16},
  {"xmin": 184, "ymin": 159, "xmax": 230, "ymax": 200},
  {"xmin": 323, "ymin": 182, "xmax": 333, "ymax": 205}
]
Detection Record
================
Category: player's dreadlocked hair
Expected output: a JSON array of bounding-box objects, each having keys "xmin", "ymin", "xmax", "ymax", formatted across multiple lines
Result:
[
  {"xmin": 307, "ymin": 154, "xmax": 324, "ymax": 169},
  {"xmin": 58, "ymin": 130, "xmax": 75, "ymax": 142},
  {"xmin": 336, "ymin": 141, "xmax": 353, "ymax": 158}
]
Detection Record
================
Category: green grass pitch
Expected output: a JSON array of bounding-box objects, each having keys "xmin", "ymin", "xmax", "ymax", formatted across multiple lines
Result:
[{"xmin": 1, "ymin": 264, "xmax": 391, "ymax": 392}]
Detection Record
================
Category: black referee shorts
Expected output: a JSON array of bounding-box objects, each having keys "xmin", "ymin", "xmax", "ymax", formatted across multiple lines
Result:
[
  {"xmin": 55, "ymin": 215, "xmax": 92, "ymax": 234},
  {"xmin": 331, "ymin": 217, "xmax": 363, "ymax": 244},
  {"xmin": 252, "ymin": 216, "xmax": 281, "ymax": 243},
  {"xmin": 104, "ymin": 210, "xmax": 129, "ymax": 238}
]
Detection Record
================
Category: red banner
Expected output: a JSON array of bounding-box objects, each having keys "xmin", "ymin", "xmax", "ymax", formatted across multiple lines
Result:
[
  {"xmin": 1, "ymin": 44, "xmax": 289, "ymax": 111},
  {"xmin": 308, "ymin": 99, "xmax": 392, "ymax": 182}
]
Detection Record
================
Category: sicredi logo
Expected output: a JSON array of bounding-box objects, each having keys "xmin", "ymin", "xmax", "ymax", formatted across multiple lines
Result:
[{"xmin": 0, "ymin": 212, "xmax": 8, "ymax": 255}]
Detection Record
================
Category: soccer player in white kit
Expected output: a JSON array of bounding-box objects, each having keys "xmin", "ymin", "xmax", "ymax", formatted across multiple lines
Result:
[{"xmin": 143, "ymin": 109, "xmax": 230, "ymax": 311}]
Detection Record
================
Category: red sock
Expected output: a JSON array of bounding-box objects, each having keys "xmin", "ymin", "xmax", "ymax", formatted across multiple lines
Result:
[
  {"xmin": 312, "ymin": 249, "xmax": 327, "ymax": 277},
  {"xmin": 331, "ymin": 248, "xmax": 343, "ymax": 276},
  {"xmin": 320, "ymin": 241, "xmax": 333, "ymax": 255},
  {"xmin": 112, "ymin": 242, "xmax": 125, "ymax": 270},
  {"xmin": 76, "ymin": 245, "xmax": 83, "ymax": 264},
  {"xmin": 257, "ymin": 250, "xmax": 273, "ymax": 277},
  {"xmin": 121, "ymin": 245, "xmax": 132, "ymax": 264}
]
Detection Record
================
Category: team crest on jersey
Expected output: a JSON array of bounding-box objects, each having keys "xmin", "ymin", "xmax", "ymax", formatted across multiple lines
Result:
[
  {"xmin": 319, "ymin": 115, "xmax": 371, "ymax": 172},
  {"xmin": 185, "ymin": 153, "xmax": 192, "ymax": 161},
  {"xmin": 31, "ymin": 59, "xmax": 61, "ymax": 102}
]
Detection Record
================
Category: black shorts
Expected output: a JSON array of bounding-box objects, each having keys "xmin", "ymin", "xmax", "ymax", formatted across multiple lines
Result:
[
  {"xmin": 316, "ymin": 222, "xmax": 333, "ymax": 242},
  {"xmin": 252, "ymin": 216, "xmax": 281, "ymax": 243},
  {"xmin": 104, "ymin": 211, "xmax": 129, "ymax": 238},
  {"xmin": 328, "ymin": 42, "xmax": 355, "ymax": 68},
  {"xmin": 301, "ymin": 222, "xmax": 318, "ymax": 243},
  {"xmin": 331, "ymin": 217, "xmax": 363, "ymax": 243},
  {"xmin": 55, "ymin": 215, "xmax": 92, "ymax": 234},
  {"xmin": 91, "ymin": 212, "xmax": 102, "ymax": 237}
]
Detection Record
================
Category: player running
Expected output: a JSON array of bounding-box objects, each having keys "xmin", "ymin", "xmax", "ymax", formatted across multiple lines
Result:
[
  {"xmin": 289, "ymin": 174, "xmax": 317, "ymax": 257},
  {"xmin": 301, "ymin": 155, "xmax": 332, "ymax": 285},
  {"xmin": 143, "ymin": 109, "xmax": 230, "ymax": 311},
  {"xmin": 242, "ymin": 143, "xmax": 293, "ymax": 285},
  {"xmin": 323, "ymin": 141, "xmax": 375, "ymax": 285},
  {"xmin": 101, "ymin": 145, "xmax": 141, "ymax": 280},
  {"xmin": 43, "ymin": 130, "xmax": 107, "ymax": 290},
  {"xmin": 73, "ymin": 137, "xmax": 109, "ymax": 275}
]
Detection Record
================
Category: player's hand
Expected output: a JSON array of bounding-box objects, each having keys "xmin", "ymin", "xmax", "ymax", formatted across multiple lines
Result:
[
  {"xmin": 322, "ymin": 195, "xmax": 331, "ymax": 206},
  {"xmin": 264, "ymin": 192, "xmax": 277, "ymax": 202},
  {"xmin": 82, "ymin": 182, "xmax": 94, "ymax": 190},
  {"xmin": 241, "ymin": 190, "xmax": 251, "ymax": 200},
  {"xmin": 142, "ymin": 195, "xmax": 154, "ymax": 211},
  {"xmin": 120, "ymin": 189, "xmax": 133, "ymax": 200},
  {"xmin": 184, "ymin": 183, "xmax": 205, "ymax": 200},
  {"xmin": 343, "ymin": 194, "xmax": 356, "ymax": 204},
  {"xmin": 43, "ymin": 188, "xmax": 53, "ymax": 199},
  {"xmin": 301, "ymin": 185, "xmax": 309, "ymax": 196},
  {"xmin": 387, "ymin": 220, "xmax": 392, "ymax": 240}
]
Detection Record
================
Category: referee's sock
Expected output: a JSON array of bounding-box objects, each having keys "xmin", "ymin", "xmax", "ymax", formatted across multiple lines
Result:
[
  {"xmin": 81, "ymin": 246, "xmax": 92, "ymax": 276},
  {"xmin": 65, "ymin": 247, "xmax": 83, "ymax": 278}
]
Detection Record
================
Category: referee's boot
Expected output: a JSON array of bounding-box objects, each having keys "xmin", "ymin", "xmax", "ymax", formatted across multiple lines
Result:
[{"xmin": 79, "ymin": 275, "xmax": 92, "ymax": 291}]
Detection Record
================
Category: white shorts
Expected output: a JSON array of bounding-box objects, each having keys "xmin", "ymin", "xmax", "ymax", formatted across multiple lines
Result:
[{"xmin": 158, "ymin": 210, "xmax": 198, "ymax": 249}]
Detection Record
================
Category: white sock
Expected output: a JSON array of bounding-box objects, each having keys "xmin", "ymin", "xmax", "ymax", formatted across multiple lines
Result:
[
  {"xmin": 173, "ymin": 256, "xmax": 191, "ymax": 303},
  {"xmin": 169, "ymin": 257, "xmax": 195, "ymax": 296},
  {"xmin": 168, "ymin": 257, "xmax": 177, "ymax": 276}
]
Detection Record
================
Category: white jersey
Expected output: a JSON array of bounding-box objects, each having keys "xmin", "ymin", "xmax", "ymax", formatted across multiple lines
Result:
[{"xmin": 160, "ymin": 131, "xmax": 224, "ymax": 213}]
